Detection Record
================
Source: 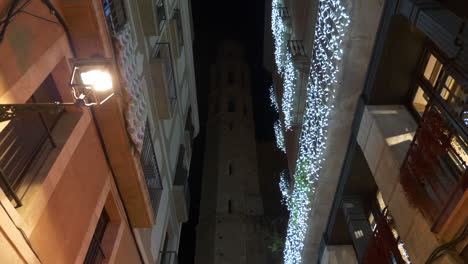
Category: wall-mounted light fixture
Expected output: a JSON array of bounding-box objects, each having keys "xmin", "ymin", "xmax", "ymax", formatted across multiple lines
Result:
[{"xmin": 0, "ymin": 58, "xmax": 115, "ymax": 122}]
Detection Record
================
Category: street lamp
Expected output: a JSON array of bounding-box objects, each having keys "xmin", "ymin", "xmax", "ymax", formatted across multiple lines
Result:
[{"xmin": 0, "ymin": 58, "xmax": 115, "ymax": 122}]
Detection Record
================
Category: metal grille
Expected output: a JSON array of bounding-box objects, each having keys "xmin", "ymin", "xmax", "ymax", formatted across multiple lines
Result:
[
  {"xmin": 155, "ymin": 44, "xmax": 177, "ymax": 113},
  {"xmin": 156, "ymin": 0, "xmax": 167, "ymax": 30},
  {"xmin": 102, "ymin": 0, "xmax": 127, "ymax": 35},
  {"xmin": 84, "ymin": 210, "xmax": 109, "ymax": 264},
  {"xmin": 140, "ymin": 122, "xmax": 163, "ymax": 216},
  {"xmin": 278, "ymin": 7, "xmax": 290, "ymax": 18},
  {"xmin": 362, "ymin": 212, "xmax": 408, "ymax": 264},
  {"xmin": 400, "ymin": 103, "xmax": 468, "ymax": 232},
  {"xmin": 288, "ymin": 40, "xmax": 307, "ymax": 58},
  {"xmin": 0, "ymin": 76, "xmax": 62, "ymax": 207}
]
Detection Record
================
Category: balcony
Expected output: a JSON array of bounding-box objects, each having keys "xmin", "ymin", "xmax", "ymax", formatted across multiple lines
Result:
[
  {"xmin": 138, "ymin": 0, "xmax": 167, "ymax": 36},
  {"xmin": 400, "ymin": 103, "xmax": 468, "ymax": 233},
  {"xmin": 362, "ymin": 210, "xmax": 410, "ymax": 264},
  {"xmin": 150, "ymin": 43, "xmax": 177, "ymax": 119},
  {"xmin": 288, "ymin": 40, "xmax": 308, "ymax": 67},
  {"xmin": 0, "ymin": 76, "xmax": 63, "ymax": 207},
  {"xmin": 102, "ymin": 0, "xmax": 127, "ymax": 35},
  {"xmin": 172, "ymin": 146, "xmax": 190, "ymax": 222},
  {"xmin": 140, "ymin": 122, "xmax": 164, "ymax": 217},
  {"xmin": 278, "ymin": 6, "xmax": 290, "ymax": 19},
  {"xmin": 83, "ymin": 209, "xmax": 109, "ymax": 264}
]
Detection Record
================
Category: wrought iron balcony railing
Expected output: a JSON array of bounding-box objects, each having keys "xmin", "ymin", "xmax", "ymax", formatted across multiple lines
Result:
[
  {"xmin": 288, "ymin": 40, "xmax": 307, "ymax": 58},
  {"xmin": 84, "ymin": 210, "xmax": 109, "ymax": 264},
  {"xmin": 362, "ymin": 210, "xmax": 410, "ymax": 264},
  {"xmin": 140, "ymin": 122, "xmax": 163, "ymax": 216},
  {"xmin": 278, "ymin": 7, "xmax": 290, "ymax": 19},
  {"xmin": 102, "ymin": 0, "xmax": 127, "ymax": 35},
  {"xmin": 0, "ymin": 77, "xmax": 62, "ymax": 207},
  {"xmin": 400, "ymin": 103, "xmax": 468, "ymax": 232}
]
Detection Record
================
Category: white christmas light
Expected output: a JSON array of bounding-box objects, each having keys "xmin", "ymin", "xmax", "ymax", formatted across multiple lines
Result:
[
  {"xmin": 271, "ymin": 0, "xmax": 297, "ymax": 129},
  {"xmin": 269, "ymin": 85, "xmax": 280, "ymax": 112},
  {"xmin": 271, "ymin": 0, "xmax": 288, "ymax": 73},
  {"xmin": 278, "ymin": 0, "xmax": 350, "ymax": 263},
  {"xmin": 274, "ymin": 120, "xmax": 286, "ymax": 153},
  {"xmin": 282, "ymin": 51, "xmax": 298, "ymax": 129},
  {"xmin": 279, "ymin": 170, "xmax": 291, "ymax": 204}
]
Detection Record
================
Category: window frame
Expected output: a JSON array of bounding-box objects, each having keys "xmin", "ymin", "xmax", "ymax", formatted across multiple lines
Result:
[{"xmin": 407, "ymin": 44, "xmax": 468, "ymax": 131}]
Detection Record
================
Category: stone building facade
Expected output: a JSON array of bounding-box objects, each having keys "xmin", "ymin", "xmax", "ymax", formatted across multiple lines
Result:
[{"xmin": 195, "ymin": 42, "xmax": 268, "ymax": 264}]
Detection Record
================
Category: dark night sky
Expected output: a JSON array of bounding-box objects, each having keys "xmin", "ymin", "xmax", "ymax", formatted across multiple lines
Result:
[{"xmin": 178, "ymin": 0, "xmax": 279, "ymax": 262}]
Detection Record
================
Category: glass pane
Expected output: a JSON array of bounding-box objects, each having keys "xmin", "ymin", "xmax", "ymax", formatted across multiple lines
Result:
[
  {"xmin": 412, "ymin": 87, "xmax": 428, "ymax": 116},
  {"xmin": 376, "ymin": 191, "xmax": 386, "ymax": 211},
  {"xmin": 440, "ymin": 75, "xmax": 467, "ymax": 123},
  {"xmin": 423, "ymin": 54, "xmax": 442, "ymax": 86},
  {"xmin": 445, "ymin": 75, "xmax": 454, "ymax": 88},
  {"xmin": 440, "ymin": 88, "xmax": 450, "ymax": 100}
]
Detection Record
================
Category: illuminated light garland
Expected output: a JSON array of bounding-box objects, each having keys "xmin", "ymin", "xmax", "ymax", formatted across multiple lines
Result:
[
  {"xmin": 274, "ymin": 120, "xmax": 286, "ymax": 153},
  {"xmin": 282, "ymin": 51, "xmax": 297, "ymax": 129},
  {"xmin": 271, "ymin": 0, "xmax": 288, "ymax": 73},
  {"xmin": 271, "ymin": 0, "xmax": 296, "ymax": 129},
  {"xmin": 279, "ymin": 170, "xmax": 291, "ymax": 204},
  {"xmin": 269, "ymin": 85, "xmax": 280, "ymax": 112},
  {"xmin": 280, "ymin": 0, "xmax": 350, "ymax": 263}
]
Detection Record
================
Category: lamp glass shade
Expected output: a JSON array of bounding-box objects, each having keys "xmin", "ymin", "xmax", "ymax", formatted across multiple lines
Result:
[{"xmin": 80, "ymin": 70, "xmax": 113, "ymax": 92}]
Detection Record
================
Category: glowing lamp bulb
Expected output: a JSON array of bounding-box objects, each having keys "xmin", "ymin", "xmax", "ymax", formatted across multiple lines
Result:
[{"xmin": 80, "ymin": 70, "xmax": 113, "ymax": 92}]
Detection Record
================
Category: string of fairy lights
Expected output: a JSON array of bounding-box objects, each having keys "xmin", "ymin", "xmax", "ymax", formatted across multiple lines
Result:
[
  {"xmin": 274, "ymin": 120, "xmax": 286, "ymax": 153},
  {"xmin": 270, "ymin": 86, "xmax": 287, "ymax": 153},
  {"xmin": 271, "ymin": 0, "xmax": 297, "ymax": 130},
  {"xmin": 271, "ymin": 0, "xmax": 350, "ymax": 263}
]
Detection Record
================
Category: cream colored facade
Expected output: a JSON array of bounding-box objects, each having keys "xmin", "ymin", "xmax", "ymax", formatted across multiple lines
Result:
[{"xmin": 0, "ymin": 0, "xmax": 198, "ymax": 263}]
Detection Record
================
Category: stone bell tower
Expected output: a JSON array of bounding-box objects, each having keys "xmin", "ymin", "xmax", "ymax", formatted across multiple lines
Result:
[{"xmin": 195, "ymin": 42, "xmax": 267, "ymax": 264}]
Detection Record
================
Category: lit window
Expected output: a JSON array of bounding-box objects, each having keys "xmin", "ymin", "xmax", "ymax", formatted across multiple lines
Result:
[
  {"xmin": 412, "ymin": 87, "xmax": 429, "ymax": 116},
  {"xmin": 354, "ymin": 230, "xmax": 364, "ymax": 239},
  {"xmin": 368, "ymin": 213, "xmax": 376, "ymax": 231},
  {"xmin": 423, "ymin": 54, "xmax": 442, "ymax": 86},
  {"xmin": 376, "ymin": 191, "xmax": 386, "ymax": 211}
]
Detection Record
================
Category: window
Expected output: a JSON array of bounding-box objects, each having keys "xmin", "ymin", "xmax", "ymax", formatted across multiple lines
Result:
[
  {"xmin": 84, "ymin": 209, "xmax": 109, "ymax": 264},
  {"xmin": 0, "ymin": 76, "xmax": 63, "ymax": 207},
  {"xmin": 411, "ymin": 86, "xmax": 429, "ymax": 116},
  {"xmin": 367, "ymin": 192, "xmax": 411, "ymax": 264},
  {"xmin": 411, "ymin": 50, "xmax": 467, "ymax": 126},
  {"xmin": 102, "ymin": 0, "xmax": 127, "ymax": 35},
  {"xmin": 156, "ymin": 0, "xmax": 167, "ymax": 30}
]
